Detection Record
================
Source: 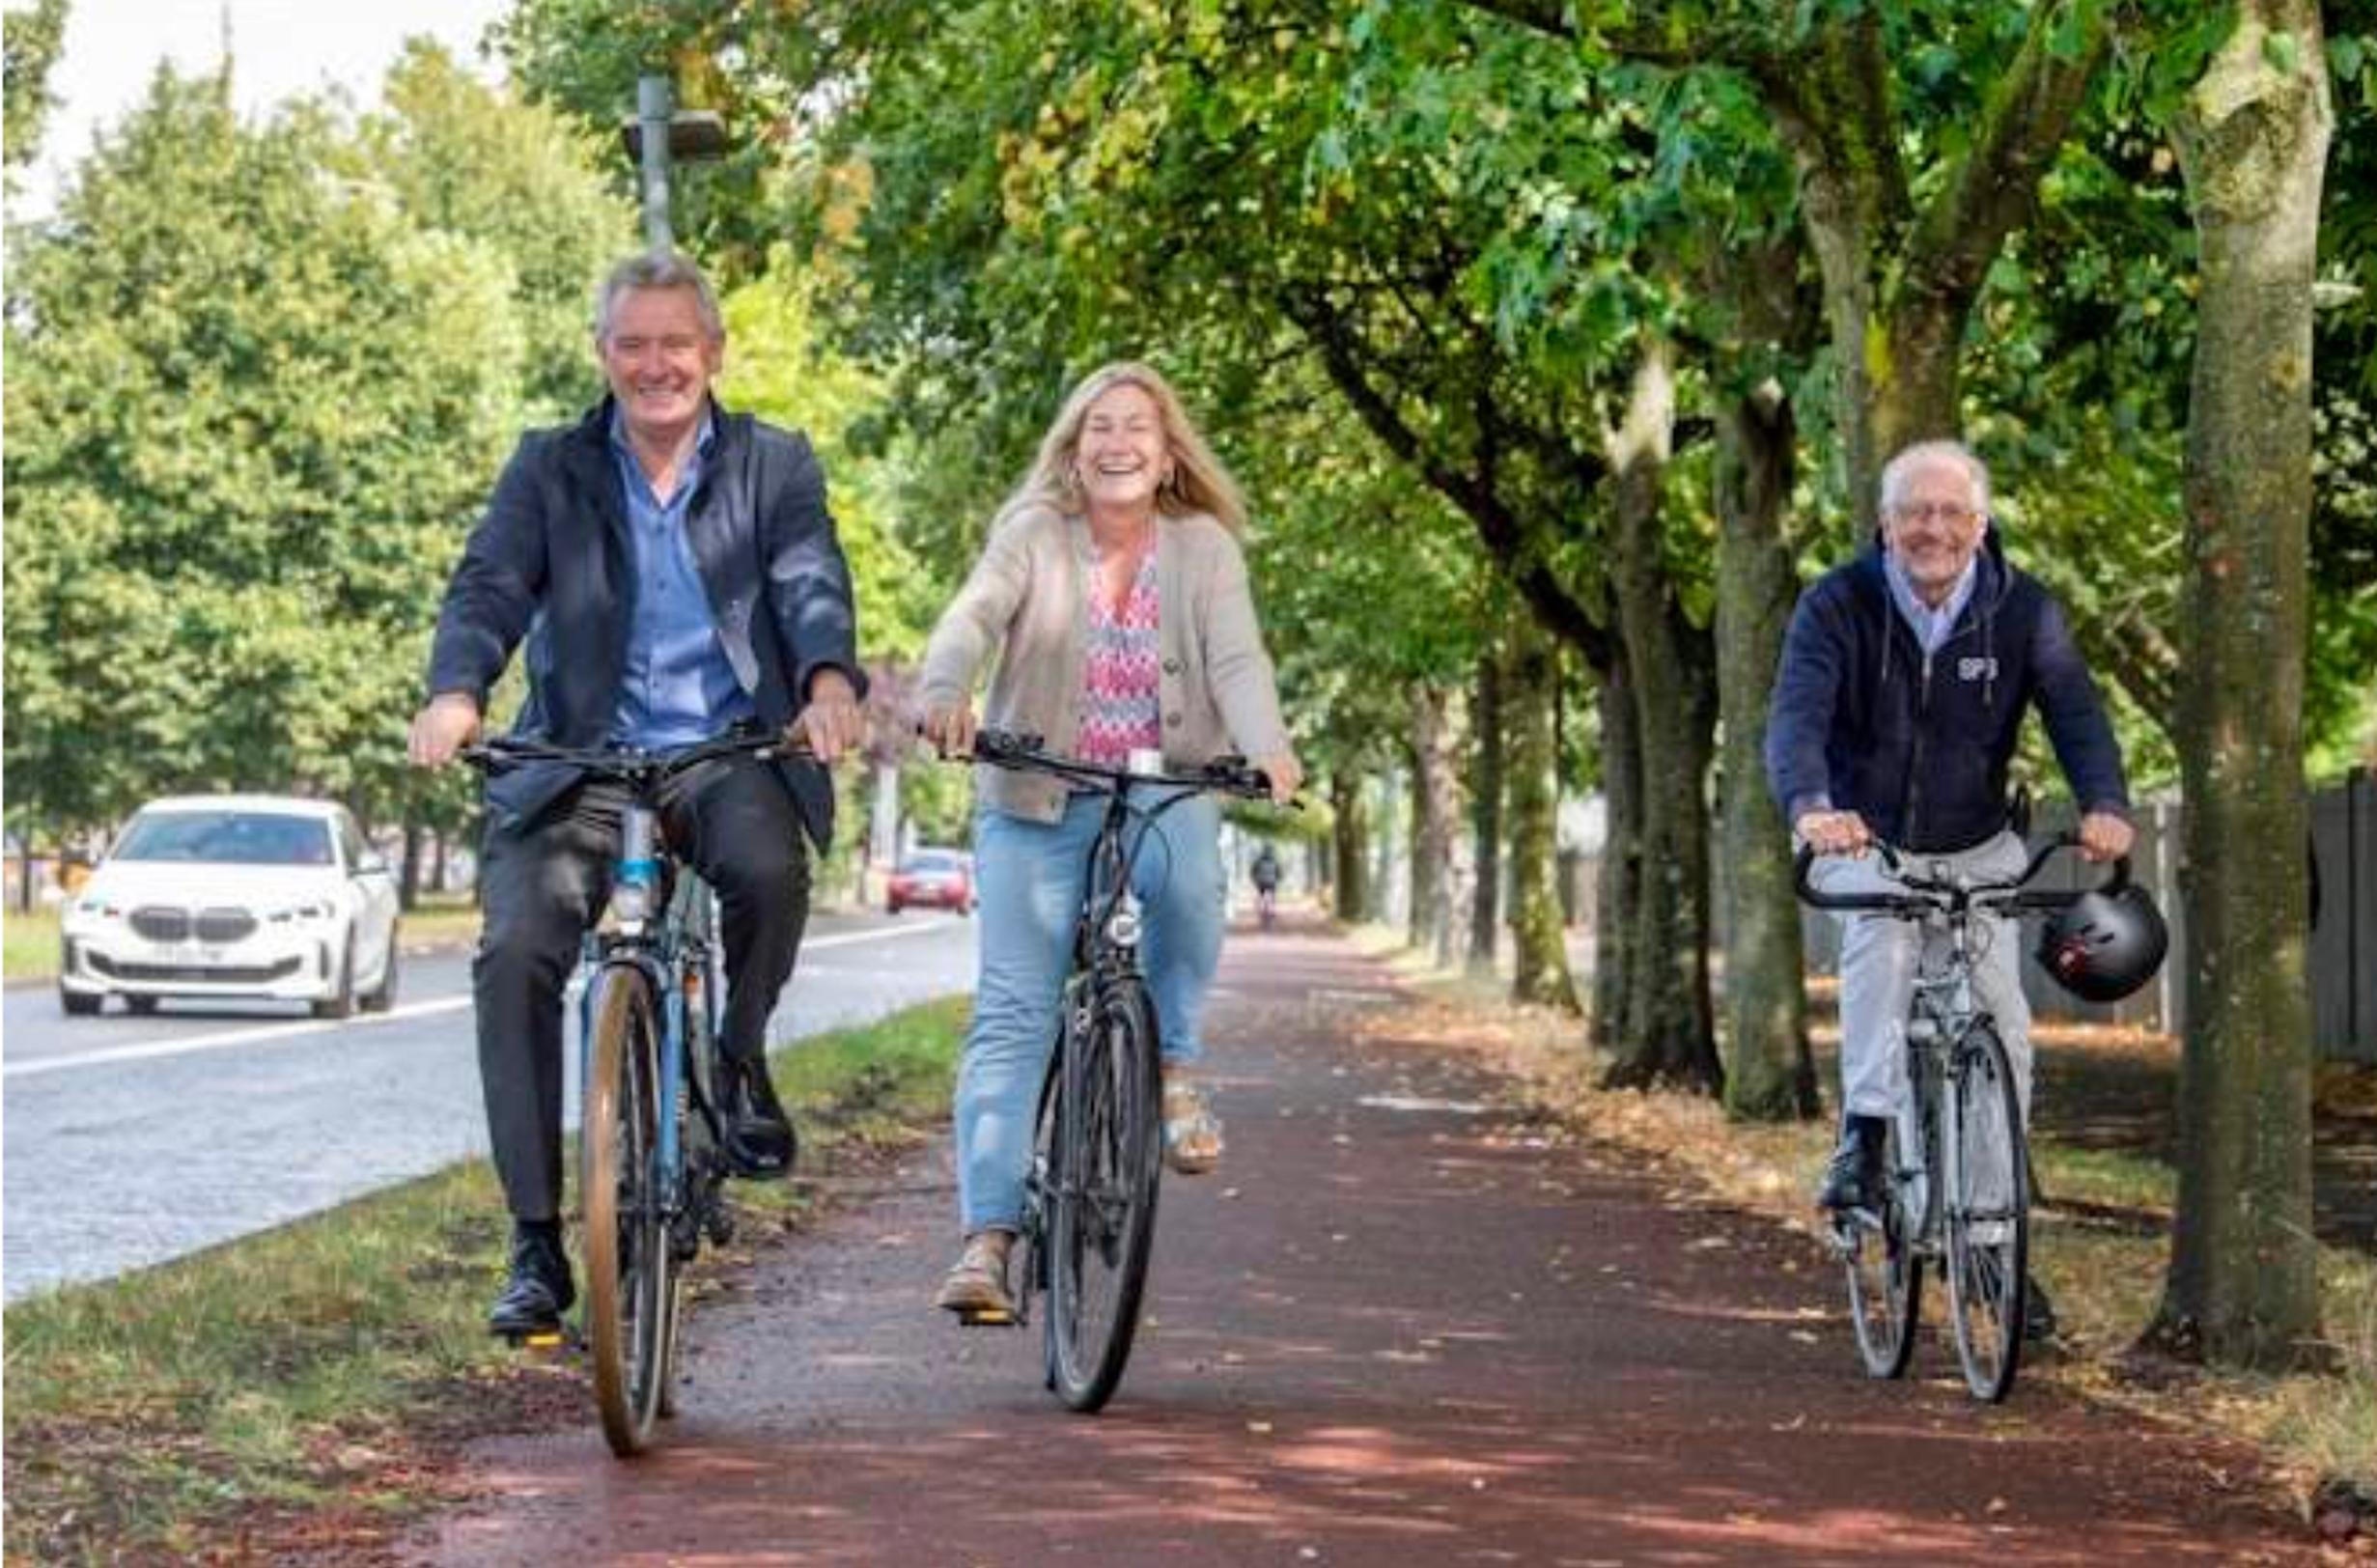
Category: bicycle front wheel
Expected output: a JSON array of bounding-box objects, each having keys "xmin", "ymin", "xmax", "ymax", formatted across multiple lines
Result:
[
  {"xmin": 1045, "ymin": 974, "xmax": 1162, "ymax": 1413},
  {"xmin": 1944, "ymin": 1020, "xmax": 2028, "ymax": 1402},
  {"xmin": 1839, "ymin": 1109, "xmax": 1921, "ymax": 1381},
  {"xmin": 582, "ymin": 964, "xmax": 675, "ymax": 1455}
]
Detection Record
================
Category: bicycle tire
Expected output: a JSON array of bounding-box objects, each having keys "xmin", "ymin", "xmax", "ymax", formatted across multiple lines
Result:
[
  {"xmin": 1944, "ymin": 1020, "xmax": 2027, "ymax": 1402},
  {"xmin": 1839, "ymin": 1107, "xmax": 1922, "ymax": 1381},
  {"xmin": 1046, "ymin": 973, "xmax": 1162, "ymax": 1412},
  {"xmin": 582, "ymin": 964, "xmax": 674, "ymax": 1455}
]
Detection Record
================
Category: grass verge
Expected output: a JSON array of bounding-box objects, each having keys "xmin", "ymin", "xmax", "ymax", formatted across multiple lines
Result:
[
  {"xmin": 1344, "ymin": 922, "xmax": 2376, "ymax": 1534},
  {"xmin": 4, "ymin": 906, "xmax": 60, "ymax": 981},
  {"xmin": 1, "ymin": 994, "xmax": 968, "ymax": 1564}
]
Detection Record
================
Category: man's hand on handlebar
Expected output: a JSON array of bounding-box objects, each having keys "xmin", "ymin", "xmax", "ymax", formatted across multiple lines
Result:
[
  {"xmin": 2076, "ymin": 810, "xmax": 2133, "ymax": 863},
  {"xmin": 919, "ymin": 700, "xmax": 979, "ymax": 760},
  {"xmin": 1795, "ymin": 808, "xmax": 1873, "ymax": 857},
  {"xmin": 794, "ymin": 669, "xmax": 866, "ymax": 764},
  {"xmin": 408, "ymin": 692, "xmax": 483, "ymax": 769}
]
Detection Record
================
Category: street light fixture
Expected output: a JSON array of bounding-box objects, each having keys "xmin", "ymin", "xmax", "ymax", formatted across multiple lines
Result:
[{"xmin": 620, "ymin": 76, "xmax": 730, "ymax": 253}]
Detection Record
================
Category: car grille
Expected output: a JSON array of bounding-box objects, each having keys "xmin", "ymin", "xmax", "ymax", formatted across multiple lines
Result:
[
  {"xmin": 129, "ymin": 906, "xmax": 262, "ymax": 943},
  {"xmin": 88, "ymin": 954, "xmax": 302, "ymax": 985},
  {"xmin": 195, "ymin": 908, "xmax": 257, "ymax": 942},
  {"xmin": 129, "ymin": 907, "xmax": 192, "ymax": 942}
]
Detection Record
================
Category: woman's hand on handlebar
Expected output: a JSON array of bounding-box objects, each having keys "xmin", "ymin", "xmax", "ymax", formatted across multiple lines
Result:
[
  {"xmin": 1254, "ymin": 750, "xmax": 1302, "ymax": 806},
  {"xmin": 1795, "ymin": 808, "xmax": 1873, "ymax": 857},
  {"xmin": 407, "ymin": 693, "xmax": 483, "ymax": 769},
  {"xmin": 2077, "ymin": 810, "xmax": 2134, "ymax": 863},
  {"xmin": 920, "ymin": 700, "xmax": 979, "ymax": 760}
]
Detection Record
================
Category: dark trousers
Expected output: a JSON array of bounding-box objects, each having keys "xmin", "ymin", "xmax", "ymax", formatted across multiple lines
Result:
[{"xmin": 475, "ymin": 755, "xmax": 811, "ymax": 1221}]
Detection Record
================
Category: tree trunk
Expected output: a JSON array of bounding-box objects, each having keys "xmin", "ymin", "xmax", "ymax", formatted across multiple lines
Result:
[
  {"xmin": 1330, "ymin": 769, "xmax": 1370, "ymax": 924},
  {"xmin": 1593, "ymin": 652, "xmax": 1642, "ymax": 1055},
  {"xmin": 1714, "ymin": 368, "xmax": 1821, "ymax": 1121},
  {"xmin": 432, "ymin": 828, "xmax": 449, "ymax": 897},
  {"xmin": 1468, "ymin": 641, "xmax": 1505, "ymax": 976},
  {"xmin": 1408, "ymin": 684, "xmax": 1460, "ymax": 962},
  {"xmin": 400, "ymin": 818, "xmax": 424, "ymax": 912},
  {"xmin": 1507, "ymin": 615, "xmax": 1581, "ymax": 1013},
  {"xmin": 1600, "ymin": 343, "xmax": 1721, "ymax": 1093},
  {"xmin": 2149, "ymin": 1, "xmax": 2329, "ymax": 1372}
]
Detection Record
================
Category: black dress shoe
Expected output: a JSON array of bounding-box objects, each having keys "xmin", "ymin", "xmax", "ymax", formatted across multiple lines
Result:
[
  {"xmin": 2023, "ymin": 1278, "xmax": 2060, "ymax": 1343},
  {"xmin": 721, "ymin": 1055, "xmax": 797, "ymax": 1179},
  {"xmin": 488, "ymin": 1224, "xmax": 575, "ymax": 1337},
  {"xmin": 1817, "ymin": 1115, "xmax": 1888, "ymax": 1213}
]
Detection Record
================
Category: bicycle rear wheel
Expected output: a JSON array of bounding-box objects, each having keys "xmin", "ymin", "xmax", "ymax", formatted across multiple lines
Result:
[
  {"xmin": 1839, "ymin": 1110, "xmax": 1921, "ymax": 1380},
  {"xmin": 1944, "ymin": 1020, "xmax": 2027, "ymax": 1402},
  {"xmin": 582, "ymin": 964, "xmax": 674, "ymax": 1455},
  {"xmin": 1045, "ymin": 974, "xmax": 1162, "ymax": 1413}
]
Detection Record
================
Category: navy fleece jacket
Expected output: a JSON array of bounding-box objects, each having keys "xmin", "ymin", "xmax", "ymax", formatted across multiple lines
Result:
[{"xmin": 1763, "ymin": 531, "xmax": 2131, "ymax": 854}]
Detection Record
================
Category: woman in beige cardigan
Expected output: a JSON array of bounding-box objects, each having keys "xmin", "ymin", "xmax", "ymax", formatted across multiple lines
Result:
[{"xmin": 918, "ymin": 361, "xmax": 1301, "ymax": 1320}]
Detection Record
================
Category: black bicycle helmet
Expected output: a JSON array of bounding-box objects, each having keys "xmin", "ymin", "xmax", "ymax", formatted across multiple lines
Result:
[{"xmin": 2036, "ymin": 878, "xmax": 2168, "ymax": 1003}]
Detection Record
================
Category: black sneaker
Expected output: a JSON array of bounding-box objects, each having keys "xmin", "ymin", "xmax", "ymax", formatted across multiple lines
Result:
[
  {"xmin": 488, "ymin": 1223, "xmax": 574, "ymax": 1337},
  {"xmin": 721, "ymin": 1054, "xmax": 797, "ymax": 1179},
  {"xmin": 1817, "ymin": 1116, "xmax": 1888, "ymax": 1212},
  {"xmin": 2023, "ymin": 1277, "xmax": 2060, "ymax": 1343}
]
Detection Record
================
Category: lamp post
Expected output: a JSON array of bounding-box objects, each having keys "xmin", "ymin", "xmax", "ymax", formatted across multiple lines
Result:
[{"xmin": 623, "ymin": 75, "xmax": 727, "ymax": 254}]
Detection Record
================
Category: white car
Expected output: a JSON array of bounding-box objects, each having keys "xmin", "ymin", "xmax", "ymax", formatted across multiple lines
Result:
[{"xmin": 58, "ymin": 795, "xmax": 402, "ymax": 1020}]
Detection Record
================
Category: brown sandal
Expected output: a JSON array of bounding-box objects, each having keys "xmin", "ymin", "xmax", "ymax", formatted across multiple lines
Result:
[{"xmin": 1162, "ymin": 1079, "xmax": 1224, "ymax": 1176}]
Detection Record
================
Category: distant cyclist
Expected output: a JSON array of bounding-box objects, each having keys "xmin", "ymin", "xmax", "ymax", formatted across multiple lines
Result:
[
  {"xmin": 1764, "ymin": 439, "xmax": 2134, "ymax": 1341},
  {"xmin": 918, "ymin": 360, "xmax": 1300, "ymax": 1322},
  {"xmin": 1250, "ymin": 843, "xmax": 1281, "ymax": 927},
  {"xmin": 409, "ymin": 252, "xmax": 867, "ymax": 1339}
]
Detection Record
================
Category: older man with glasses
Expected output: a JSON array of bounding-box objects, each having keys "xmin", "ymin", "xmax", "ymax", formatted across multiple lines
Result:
[{"xmin": 1764, "ymin": 438, "xmax": 2135, "ymax": 1342}]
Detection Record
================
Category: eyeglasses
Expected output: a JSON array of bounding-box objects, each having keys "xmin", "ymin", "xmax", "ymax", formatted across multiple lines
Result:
[{"xmin": 1888, "ymin": 502, "xmax": 1980, "ymax": 527}]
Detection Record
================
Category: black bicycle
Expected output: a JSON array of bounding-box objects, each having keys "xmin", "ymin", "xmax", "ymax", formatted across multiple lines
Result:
[
  {"xmin": 463, "ymin": 728, "xmax": 795, "ymax": 1454},
  {"xmin": 952, "ymin": 729, "xmax": 1275, "ymax": 1412},
  {"xmin": 1796, "ymin": 830, "xmax": 2124, "ymax": 1401}
]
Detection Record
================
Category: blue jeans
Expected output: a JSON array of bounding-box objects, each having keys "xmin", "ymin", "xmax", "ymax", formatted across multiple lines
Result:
[{"xmin": 953, "ymin": 788, "xmax": 1225, "ymax": 1234}]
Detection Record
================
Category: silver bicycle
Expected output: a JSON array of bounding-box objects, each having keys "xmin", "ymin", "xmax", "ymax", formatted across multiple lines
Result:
[{"xmin": 1796, "ymin": 831, "xmax": 2118, "ymax": 1402}]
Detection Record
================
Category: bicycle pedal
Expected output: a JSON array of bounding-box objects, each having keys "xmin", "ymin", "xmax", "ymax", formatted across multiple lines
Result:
[
  {"xmin": 954, "ymin": 1305, "xmax": 1019, "ymax": 1329},
  {"xmin": 505, "ymin": 1326, "xmax": 572, "ymax": 1351}
]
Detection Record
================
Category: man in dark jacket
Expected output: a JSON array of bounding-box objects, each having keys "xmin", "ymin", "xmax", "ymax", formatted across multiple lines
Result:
[
  {"xmin": 409, "ymin": 252, "xmax": 867, "ymax": 1336},
  {"xmin": 1765, "ymin": 440, "xmax": 2132, "ymax": 1334}
]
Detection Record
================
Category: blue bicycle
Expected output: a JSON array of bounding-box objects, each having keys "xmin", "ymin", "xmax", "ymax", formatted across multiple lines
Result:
[{"xmin": 463, "ymin": 729, "xmax": 794, "ymax": 1454}]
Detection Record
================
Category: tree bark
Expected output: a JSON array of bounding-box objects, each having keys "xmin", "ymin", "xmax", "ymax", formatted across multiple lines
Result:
[
  {"xmin": 1507, "ymin": 615, "xmax": 1581, "ymax": 1013},
  {"xmin": 2149, "ymin": 0, "xmax": 2329, "ymax": 1372},
  {"xmin": 1712, "ymin": 301, "xmax": 1821, "ymax": 1122},
  {"xmin": 1593, "ymin": 652, "xmax": 1642, "ymax": 1055},
  {"xmin": 1601, "ymin": 343, "xmax": 1721, "ymax": 1093},
  {"xmin": 1330, "ymin": 768, "xmax": 1370, "ymax": 924},
  {"xmin": 1468, "ymin": 641, "xmax": 1505, "ymax": 976},
  {"xmin": 1408, "ymin": 683, "xmax": 1461, "ymax": 963}
]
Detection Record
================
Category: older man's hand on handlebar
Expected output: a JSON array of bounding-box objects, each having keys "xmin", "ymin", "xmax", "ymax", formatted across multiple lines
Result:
[
  {"xmin": 1795, "ymin": 808, "xmax": 1873, "ymax": 857},
  {"xmin": 2076, "ymin": 810, "xmax": 2134, "ymax": 863}
]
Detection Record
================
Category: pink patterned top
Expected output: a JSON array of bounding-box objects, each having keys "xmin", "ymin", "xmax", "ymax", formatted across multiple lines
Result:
[{"xmin": 1076, "ymin": 547, "xmax": 1162, "ymax": 768}]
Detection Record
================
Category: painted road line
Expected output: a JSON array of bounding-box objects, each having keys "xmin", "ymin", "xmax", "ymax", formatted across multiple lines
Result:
[{"xmin": 3, "ymin": 918, "xmax": 964, "ymax": 1080}]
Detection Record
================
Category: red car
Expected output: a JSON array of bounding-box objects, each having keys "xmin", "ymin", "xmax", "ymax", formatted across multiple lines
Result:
[{"xmin": 886, "ymin": 848, "xmax": 975, "ymax": 915}]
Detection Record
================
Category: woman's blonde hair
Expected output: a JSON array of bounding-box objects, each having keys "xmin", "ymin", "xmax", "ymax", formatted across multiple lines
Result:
[{"xmin": 998, "ymin": 361, "xmax": 1246, "ymax": 535}]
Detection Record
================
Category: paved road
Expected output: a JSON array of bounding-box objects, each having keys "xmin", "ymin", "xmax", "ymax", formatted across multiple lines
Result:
[
  {"xmin": 1, "ymin": 909, "xmax": 975, "ymax": 1301},
  {"xmin": 405, "ymin": 922, "xmax": 2315, "ymax": 1568}
]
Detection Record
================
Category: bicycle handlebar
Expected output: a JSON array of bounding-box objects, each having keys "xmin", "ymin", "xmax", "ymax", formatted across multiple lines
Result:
[
  {"xmin": 948, "ymin": 726, "xmax": 1289, "ymax": 805},
  {"xmin": 1793, "ymin": 829, "xmax": 2128, "ymax": 916},
  {"xmin": 460, "ymin": 727, "xmax": 807, "ymax": 787}
]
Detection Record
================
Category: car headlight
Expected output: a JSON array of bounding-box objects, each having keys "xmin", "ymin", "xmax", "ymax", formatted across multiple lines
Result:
[{"xmin": 267, "ymin": 901, "xmax": 337, "ymax": 925}]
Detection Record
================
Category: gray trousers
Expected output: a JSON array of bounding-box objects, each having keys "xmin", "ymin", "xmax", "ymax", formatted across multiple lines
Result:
[
  {"xmin": 1809, "ymin": 830, "xmax": 2033, "ymax": 1132},
  {"xmin": 475, "ymin": 756, "xmax": 811, "ymax": 1221}
]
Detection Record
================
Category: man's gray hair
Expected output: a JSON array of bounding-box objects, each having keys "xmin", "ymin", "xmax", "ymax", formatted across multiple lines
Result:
[
  {"xmin": 592, "ymin": 252, "xmax": 725, "ymax": 344},
  {"xmin": 1879, "ymin": 438, "xmax": 1993, "ymax": 518}
]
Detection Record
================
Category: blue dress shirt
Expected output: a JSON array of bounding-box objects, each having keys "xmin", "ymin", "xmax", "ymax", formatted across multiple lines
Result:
[{"xmin": 607, "ymin": 408, "xmax": 757, "ymax": 747}]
